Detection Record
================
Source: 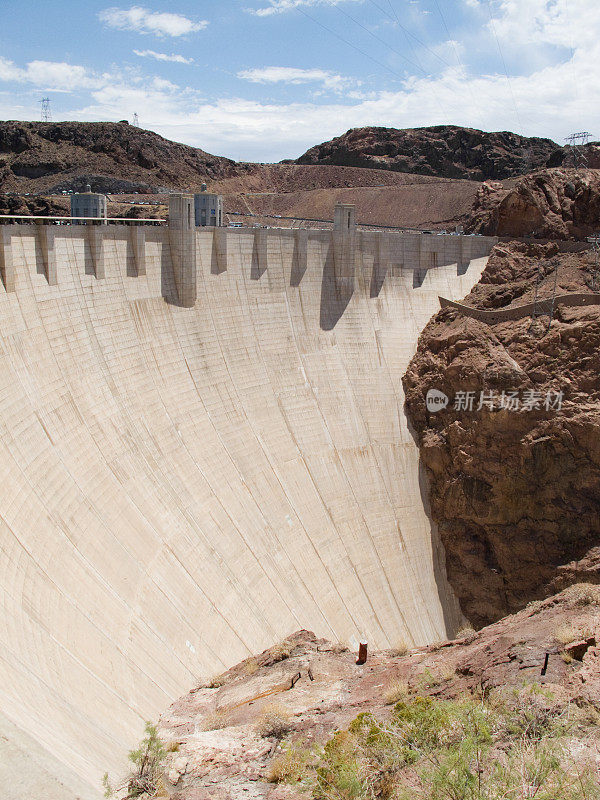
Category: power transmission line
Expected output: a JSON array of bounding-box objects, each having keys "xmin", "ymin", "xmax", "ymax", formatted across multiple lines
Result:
[
  {"xmin": 564, "ymin": 131, "xmax": 592, "ymax": 168},
  {"xmin": 529, "ymin": 260, "xmax": 558, "ymax": 336},
  {"xmin": 297, "ymin": 7, "xmax": 411, "ymax": 81},
  {"xmin": 432, "ymin": 0, "xmax": 484, "ymax": 128},
  {"xmin": 383, "ymin": 0, "xmax": 427, "ymax": 74},
  {"xmin": 486, "ymin": 1, "xmax": 523, "ymax": 131},
  {"xmin": 40, "ymin": 97, "xmax": 52, "ymax": 122},
  {"xmin": 323, "ymin": 0, "xmax": 431, "ymax": 75},
  {"xmin": 585, "ymin": 234, "xmax": 600, "ymax": 292},
  {"xmin": 365, "ymin": 0, "xmax": 452, "ymax": 68}
]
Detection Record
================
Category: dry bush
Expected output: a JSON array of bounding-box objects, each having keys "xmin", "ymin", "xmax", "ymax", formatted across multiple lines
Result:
[
  {"xmin": 256, "ymin": 703, "xmax": 293, "ymax": 739},
  {"xmin": 554, "ymin": 622, "xmax": 595, "ymax": 645},
  {"xmin": 269, "ymin": 642, "xmax": 292, "ymax": 663},
  {"xmin": 455, "ymin": 625, "xmax": 476, "ymax": 639},
  {"xmin": 419, "ymin": 661, "xmax": 456, "ymax": 689},
  {"xmin": 164, "ymin": 740, "xmax": 180, "ymax": 753},
  {"xmin": 332, "ymin": 642, "xmax": 350, "ymax": 653},
  {"xmin": 201, "ymin": 709, "xmax": 233, "ymax": 731},
  {"xmin": 267, "ymin": 743, "xmax": 310, "ymax": 784},
  {"xmin": 388, "ymin": 640, "xmax": 409, "ymax": 657},
  {"xmin": 384, "ymin": 679, "xmax": 409, "ymax": 705},
  {"xmin": 241, "ymin": 657, "xmax": 259, "ymax": 676},
  {"xmin": 207, "ymin": 673, "xmax": 228, "ymax": 689},
  {"xmin": 437, "ymin": 661, "xmax": 456, "ymax": 682},
  {"xmin": 561, "ymin": 650, "xmax": 574, "ymax": 664},
  {"xmin": 563, "ymin": 583, "xmax": 600, "ymax": 607}
]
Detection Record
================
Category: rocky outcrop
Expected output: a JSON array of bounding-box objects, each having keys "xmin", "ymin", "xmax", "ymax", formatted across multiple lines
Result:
[
  {"xmin": 295, "ymin": 125, "xmax": 559, "ymax": 180},
  {"xmin": 403, "ymin": 242, "xmax": 600, "ymax": 627},
  {"xmin": 465, "ymin": 168, "xmax": 600, "ymax": 239},
  {"xmin": 151, "ymin": 585, "xmax": 600, "ymax": 799},
  {"xmin": 0, "ymin": 192, "xmax": 66, "ymax": 217}
]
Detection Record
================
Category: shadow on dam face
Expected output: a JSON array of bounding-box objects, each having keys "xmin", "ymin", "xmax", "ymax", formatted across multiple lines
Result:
[
  {"xmin": 0, "ymin": 225, "xmax": 496, "ymax": 800},
  {"xmin": 319, "ymin": 246, "xmax": 354, "ymax": 330}
]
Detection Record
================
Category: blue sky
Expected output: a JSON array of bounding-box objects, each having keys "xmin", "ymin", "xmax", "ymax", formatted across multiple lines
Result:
[{"xmin": 0, "ymin": 0, "xmax": 598, "ymax": 161}]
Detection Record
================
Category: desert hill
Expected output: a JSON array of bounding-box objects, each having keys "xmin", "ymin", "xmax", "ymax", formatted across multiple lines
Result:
[
  {"xmin": 2, "ymin": 121, "xmax": 598, "ymax": 238},
  {"xmin": 0, "ymin": 121, "xmax": 562, "ymax": 194},
  {"xmin": 295, "ymin": 124, "xmax": 561, "ymax": 180},
  {"xmin": 0, "ymin": 120, "xmax": 245, "ymax": 194}
]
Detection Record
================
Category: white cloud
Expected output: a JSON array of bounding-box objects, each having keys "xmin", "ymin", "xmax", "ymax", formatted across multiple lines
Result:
[
  {"xmin": 0, "ymin": 58, "xmax": 22, "ymax": 83},
  {"xmin": 0, "ymin": 57, "xmax": 101, "ymax": 92},
  {"xmin": 250, "ymin": 0, "xmax": 362, "ymax": 17},
  {"xmin": 70, "ymin": 34, "xmax": 600, "ymax": 161},
  {"xmin": 133, "ymin": 49, "xmax": 193, "ymax": 64},
  {"xmin": 1, "ymin": 1, "xmax": 598, "ymax": 162},
  {"xmin": 99, "ymin": 6, "xmax": 208, "ymax": 36},
  {"xmin": 489, "ymin": 0, "xmax": 597, "ymax": 48},
  {"xmin": 237, "ymin": 66, "xmax": 356, "ymax": 92}
]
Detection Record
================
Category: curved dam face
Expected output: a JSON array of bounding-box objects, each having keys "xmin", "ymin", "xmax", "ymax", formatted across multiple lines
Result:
[{"xmin": 0, "ymin": 222, "xmax": 495, "ymax": 798}]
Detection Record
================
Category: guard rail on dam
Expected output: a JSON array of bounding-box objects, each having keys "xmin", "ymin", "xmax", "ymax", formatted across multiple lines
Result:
[
  {"xmin": 0, "ymin": 216, "xmax": 496, "ymax": 799},
  {"xmin": 439, "ymin": 292, "xmax": 600, "ymax": 323}
]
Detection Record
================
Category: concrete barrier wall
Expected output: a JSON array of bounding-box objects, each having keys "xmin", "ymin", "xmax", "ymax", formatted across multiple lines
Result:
[
  {"xmin": 439, "ymin": 292, "xmax": 600, "ymax": 323},
  {"xmin": 0, "ymin": 224, "xmax": 495, "ymax": 800}
]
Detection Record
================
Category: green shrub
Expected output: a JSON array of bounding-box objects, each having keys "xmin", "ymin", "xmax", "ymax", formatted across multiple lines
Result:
[
  {"xmin": 102, "ymin": 721, "xmax": 166, "ymax": 798},
  {"xmin": 309, "ymin": 690, "xmax": 598, "ymax": 800}
]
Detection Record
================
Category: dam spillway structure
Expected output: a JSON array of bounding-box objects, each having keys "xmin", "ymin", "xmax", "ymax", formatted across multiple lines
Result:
[{"xmin": 0, "ymin": 205, "xmax": 496, "ymax": 799}]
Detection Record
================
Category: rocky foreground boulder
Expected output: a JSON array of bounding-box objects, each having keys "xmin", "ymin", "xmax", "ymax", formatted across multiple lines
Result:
[
  {"xmin": 403, "ymin": 242, "xmax": 600, "ymax": 627},
  {"xmin": 295, "ymin": 125, "xmax": 559, "ymax": 180},
  {"xmin": 465, "ymin": 168, "xmax": 600, "ymax": 239},
  {"xmin": 113, "ymin": 585, "xmax": 600, "ymax": 799}
]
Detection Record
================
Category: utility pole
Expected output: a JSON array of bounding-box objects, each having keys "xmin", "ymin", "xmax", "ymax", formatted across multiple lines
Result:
[
  {"xmin": 564, "ymin": 131, "xmax": 592, "ymax": 168},
  {"xmin": 40, "ymin": 97, "xmax": 52, "ymax": 122}
]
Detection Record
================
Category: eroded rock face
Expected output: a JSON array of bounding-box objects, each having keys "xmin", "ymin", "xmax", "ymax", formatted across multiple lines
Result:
[
  {"xmin": 295, "ymin": 125, "xmax": 558, "ymax": 180},
  {"xmin": 465, "ymin": 168, "xmax": 600, "ymax": 239},
  {"xmin": 403, "ymin": 243, "xmax": 600, "ymax": 627}
]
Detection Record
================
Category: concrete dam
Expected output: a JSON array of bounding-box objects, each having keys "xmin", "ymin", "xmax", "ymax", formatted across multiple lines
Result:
[{"xmin": 0, "ymin": 206, "xmax": 496, "ymax": 799}]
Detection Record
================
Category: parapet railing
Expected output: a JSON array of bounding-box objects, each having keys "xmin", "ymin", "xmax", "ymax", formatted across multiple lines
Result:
[
  {"xmin": 0, "ymin": 215, "xmax": 165, "ymax": 226},
  {"xmin": 439, "ymin": 292, "xmax": 600, "ymax": 323}
]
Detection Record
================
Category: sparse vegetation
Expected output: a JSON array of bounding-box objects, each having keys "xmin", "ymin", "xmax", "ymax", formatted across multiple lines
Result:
[
  {"xmin": 388, "ymin": 640, "xmax": 409, "ymax": 657},
  {"xmin": 268, "ymin": 690, "xmax": 599, "ymax": 800},
  {"xmin": 201, "ymin": 708, "xmax": 234, "ymax": 731},
  {"xmin": 383, "ymin": 679, "xmax": 409, "ymax": 706},
  {"xmin": 455, "ymin": 625, "xmax": 476, "ymax": 639},
  {"xmin": 207, "ymin": 672, "xmax": 228, "ymax": 689},
  {"xmin": 554, "ymin": 621, "xmax": 595, "ymax": 645},
  {"xmin": 102, "ymin": 721, "xmax": 166, "ymax": 798},
  {"xmin": 563, "ymin": 583, "xmax": 600, "ymax": 607},
  {"xmin": 267, "ymin": 741, "xmax": 313, "ymax": 785},
  {"xmin": 256, "ymin": 703, "xmax": 294, "ymax": 739}
]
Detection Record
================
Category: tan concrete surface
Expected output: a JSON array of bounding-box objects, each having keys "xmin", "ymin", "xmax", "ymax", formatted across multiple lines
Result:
[{"xmin": 0, "ymin": 224, "xmax": 495, "ymax": 798}]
